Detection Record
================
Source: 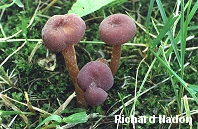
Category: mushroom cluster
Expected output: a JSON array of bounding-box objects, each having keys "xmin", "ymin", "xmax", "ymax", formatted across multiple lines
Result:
[{"xmin": 42, "ymin": 13, "xmax": 136, "ymax": 107}]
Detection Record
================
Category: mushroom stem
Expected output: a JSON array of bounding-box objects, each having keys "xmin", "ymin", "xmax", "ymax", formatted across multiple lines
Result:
[
  {"xmin": 109, "ymin": 45, "xmax": 122, "ymax": 76},
  {"xmin": 62, "ymin": 44, "xmax": 87, "ymax": 107}
]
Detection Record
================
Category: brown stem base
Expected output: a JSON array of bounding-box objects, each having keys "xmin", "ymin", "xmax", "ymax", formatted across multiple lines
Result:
[
  {"xmin": 62, "ymin": 44, "xmax": 87, "ymax": 108},
  {"xmin": 109, "ymin": 45, "xmax": 122, "ymax": 76}
]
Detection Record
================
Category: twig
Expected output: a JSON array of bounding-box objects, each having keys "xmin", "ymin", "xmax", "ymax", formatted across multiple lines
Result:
[
  {"xmin": 53, "ymin": 92, "xmax": 76, "ymax": 115},
  {"xmin": 41, "ymin": 0, "xmax": 59, "ymax": 13}
]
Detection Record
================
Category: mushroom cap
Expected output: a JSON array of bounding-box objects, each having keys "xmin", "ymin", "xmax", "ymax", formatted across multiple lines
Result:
[
  {"xmin": 42, "ymin": 14, "xmax": 86, "ymax": 52},
  {"xmin": 84, "ymin": 83, "xmax": 108, "ymax": 106},
  {"xmin": 77, "ymin": 61, "xmax": 114, "ymax": 92},
  {"xmin": 99, "ymin": 14, "xmax": 136, "ymax": 45}
]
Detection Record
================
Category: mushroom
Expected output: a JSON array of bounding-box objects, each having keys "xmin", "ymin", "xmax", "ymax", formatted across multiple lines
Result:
[
  {"xmin": 77, "ymin": 61, "xmax": 114, "ymax": 106},
  {"xmin": 99, "ymin": 14, "xmax": 136, "ymax": 76},
  {"xmin": 42, "ymin": 14, "xmax": 87, "ymax": 107}
]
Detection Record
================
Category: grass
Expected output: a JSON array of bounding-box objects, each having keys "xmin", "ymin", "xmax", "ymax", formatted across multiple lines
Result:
[{"xmin": 0, "ymin": 0, "xmax": 198, "ymax": 129}]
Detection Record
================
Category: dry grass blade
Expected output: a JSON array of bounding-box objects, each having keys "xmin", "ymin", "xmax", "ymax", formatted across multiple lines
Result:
[
  {"xmin": 24, "ymin": 91, "xmax": 36, "ymax": 114},
  {"xmin": 0, "ymin": 41, "xmax": 26, "ymax": 66},
  {"xmin": 53, "ymin": 92, "xmax": 76, "ymax": 115},
  {"xmin": 0, "ymin": 93, "xmax": 51, "ymax": 116},
  {"xmin": 41, "ymin": 0, "xmax": 59, "ymax": 13},
  {"xmin": 0, "ymin": 67, "xmax": 18, "ymax": 89},
  {"xmin": 28, "ymin": 41, "xmax": 42, "ymax": 63},
  {"xmin": 0, "ymin": 93, "xmax": 29, "ymax": 127}
]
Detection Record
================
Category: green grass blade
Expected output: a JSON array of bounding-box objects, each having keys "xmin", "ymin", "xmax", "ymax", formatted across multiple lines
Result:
[
  {"xmin": 63, "ymin": 112, "xmax": 88, "ymax": 124},
  {"xmin": 0, "ymin": 0, "xmax": 24, "ymax": 9},
  {"xmin": 130, "ymin": 57, "xmax": 157, "ymax": 116},
  {"xmin": 155, "ymin": 0, "xmax": 167, "ymax": 21},
  {"xmin": 180, "ymin": 0, "xmax": 185, "ymax": 77},
  {"xmin": 118, "ymin": 92, "xmax": 128, "ymax": 116},
  {"xmin": 151, "ymin": 14, "xmax": 178, "ymax": 47},
  {"xmin": 156, "ymin": 0, "xmax": 181, "ymax": 66},
  {"xmin": 0, "ymin": 110, "xmax": 21, "ymax": 116},
  {"xmin": 68, "ymin": 0, "xmax": 118, "ymax": 17},
  {"xmin": 35, "ymin": 115, "xmax": 62, "ymax": 129},
  {"xmin": 174, "ymin": 0, "xmax": 198, "ymax": 44},
  {"xmin": 0, "ymin": 1, "xmax": 15, "ymax": 9},
  {"xmin": 22, "ymin": 12, "xmax": 27, "ymax": 38},
  {"xmin": 145, "ymin": 0, "xmax": 155, "ymax": 31},
  {"xmin": 189, "ymin": 85, "xmax": 198, "ymax": 93},
  {"xmin": 180, "ymin": 0, "xmax": 192, "ymax": 78},
  {"xmin": 185, "ymin": 0, "xmax": 197, "ymax": 25},
  {"xmin": 14, "ymin": 0, "xmax": 24, "ymax": 8},
  {"xmin": 0, "ymin": 110, "xmax": 33, "ymax": 116},
  {"xmin": 150, "ymin": 48, "xmax": 198, "ymax": 104},
  {"xmin": 187, "ymin": 25, "xmax": 198, "ymax": 30}
]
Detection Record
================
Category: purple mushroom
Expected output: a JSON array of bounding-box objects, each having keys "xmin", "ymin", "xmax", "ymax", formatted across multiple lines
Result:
[
  {"xmin": 77, "ymin": 61, "xmax": 114, "ymax": 106},
  {"xmin": 42, "ymin": 14, "xmax": 87, "ymax": 107},
  {"xmin": 99, "ymin": 14, "xmax": 136, "ymax": 76}
]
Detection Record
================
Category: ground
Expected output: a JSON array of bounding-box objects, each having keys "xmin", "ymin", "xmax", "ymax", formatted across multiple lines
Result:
[{"xmin": 0, "ymin": 0, "xmax": 198, "ymax": 129}]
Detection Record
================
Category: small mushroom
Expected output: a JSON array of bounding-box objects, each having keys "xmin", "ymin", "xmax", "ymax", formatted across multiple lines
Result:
[
  {"xmin": 77, "ymin": 61, "xmax": 114, "ymax": 106},
  {"xmin": 42, "ymin": 14, "xmax": 87, "ymax": 107},
  {"xmin": 99, "ymin": 14, "xmax": 136, "ymax": 75}
]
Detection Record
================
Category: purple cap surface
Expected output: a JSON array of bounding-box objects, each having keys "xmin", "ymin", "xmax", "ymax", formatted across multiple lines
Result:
[
  {"xmin": 77, "ymin": 61, "xmax": 114, "ymax": 92},
  {"xmin": 42, "ymin": 14, "xmax": 86, "ymax": 52},
  {"xmin": 99, "ymin": 14, "xmax": 136, "ymax": 45},
  {"xmin": 84, "ymin": 83, "xmax": 108, "ymax": 106}
]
